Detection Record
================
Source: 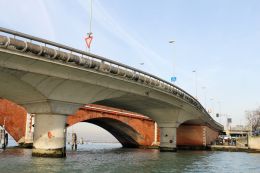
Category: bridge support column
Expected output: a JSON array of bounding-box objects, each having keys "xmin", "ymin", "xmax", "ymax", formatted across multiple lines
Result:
[
  {"xmin": 32, "ymin": 114, "xmax": 67, "ymax": 158},
  {"xmin": 159, "ymin": 123, "xmax": 178, "ymax": 152}
]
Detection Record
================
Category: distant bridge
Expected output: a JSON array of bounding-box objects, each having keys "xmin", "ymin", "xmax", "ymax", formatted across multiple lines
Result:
[{"xmin": 0, "ymin": 27, "xmax": 222, "ymax": 157}]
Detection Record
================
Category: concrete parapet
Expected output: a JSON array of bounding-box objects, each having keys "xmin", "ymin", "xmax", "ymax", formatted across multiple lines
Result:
[
  {"xmin": 209, "ymin": 145, "xmax": 248, "ymax": 152},
  {"xmin": 248, "ymin": 136, "xmax": 260, "ymax": 150}
]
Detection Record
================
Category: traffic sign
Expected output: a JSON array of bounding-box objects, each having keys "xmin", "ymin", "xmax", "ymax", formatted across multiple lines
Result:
[
  {"xmin": 85, "ymin": 33, "xmax": 93, "ymax": 48},
  {"xmin": 171, "ymin": 76, "xmax": 177, "ymax": 83}
]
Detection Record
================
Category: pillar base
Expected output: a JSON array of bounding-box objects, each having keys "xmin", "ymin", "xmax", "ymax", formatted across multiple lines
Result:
[
  {"xmin": 18, "ymin": 142, "xmax": 33, "ymax": 148},
  {"xmin": 32, "ymin": 114, "xmax": 67, "ymax": 158},
  {"xmin": 160, "ymin": 147, "xmax": 177, "ymax": 152},
  {"xmin": 159, "ymin": 125, "xmax": 177, "ymax": 152},
  {"xmin": 32, "ymin": 148, "xmax": 66, "ymax": 158}
]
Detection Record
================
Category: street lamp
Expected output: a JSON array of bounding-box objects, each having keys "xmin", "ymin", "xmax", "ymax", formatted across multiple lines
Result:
[
  {"xmin": 216, "ymin": 113, "xmax": 232, "ymax": 131},
  {"xmin": 192, "ymin": 70, "xmax": 198, "ymax": 99},
  {"xmin": 169, "ymin": 40, "xmax": 176, "ymax": 83},
  {"xmin": 209, "ymin": 98, "xmax": 215, "ymax": 115},
  {"xmin": 216, "ymin": 101, "xmax": 222, "ymax": 123},
  {"xmin": 201, "ymin": 86, "xmax": 207, "ymax": 109}
]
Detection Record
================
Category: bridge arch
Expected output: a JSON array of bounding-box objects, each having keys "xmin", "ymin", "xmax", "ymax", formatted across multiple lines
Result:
[
  {"xmin": 67, "ymin": 105, "xmax": 156, "ymax": 148},
  {"xmin": 72, "ymin": 118, "xmax": 140, "ymax": 147}
]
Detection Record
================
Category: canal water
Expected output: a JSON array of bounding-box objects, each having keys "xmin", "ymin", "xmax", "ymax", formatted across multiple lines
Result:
[{"xmin": 0, "ymin": 141, "xmax": 260, "ymax": 173}]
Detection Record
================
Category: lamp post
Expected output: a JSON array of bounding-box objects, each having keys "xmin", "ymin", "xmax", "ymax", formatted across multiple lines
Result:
[
  {"xmin": 216, "ymin": 113, "xmax": 231, "ymax": 131},
  {"xmin": 209, "ymin": 98, "xmax": 215, "ymax": 116},
  {"xmin": 217, "ymin": 101, "xmax": 222, "ymax": 115},
  {"xmin": 192, "ymin": 70, "xmax": 198, "ymax": 99},
  {"xmin": 216, "ymin": 101, "xmax": 222, "ymax": 124},
  {"xmin": 201, "ymin": 86, "xmax": 207, "ymax": 109},
  {"xmin": 169, "ymin": 40, "xmax": 176, "ymax": 83}
]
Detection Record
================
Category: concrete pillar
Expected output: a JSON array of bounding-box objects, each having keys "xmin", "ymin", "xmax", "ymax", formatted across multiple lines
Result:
[
  {"xmin": 23, "ymin": 113, "xmax": 34, "ymax": 147},
  {"xmin": 32, "ymin": 114, "xmax": 67, "ymax": 158},
  {"xmin": 159, "ymin": 123, "xmax": 177, "ymax": 152}
]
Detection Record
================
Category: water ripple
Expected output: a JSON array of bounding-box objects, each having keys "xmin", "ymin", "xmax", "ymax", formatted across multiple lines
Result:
[{"xmin": 0, "ymin": 144, "xmax": 260, "ymax": 173}]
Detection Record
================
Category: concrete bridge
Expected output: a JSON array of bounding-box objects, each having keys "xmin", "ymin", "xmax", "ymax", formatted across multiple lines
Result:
[{"xmin": 0, "ymin": 27, "xmax": 223, "ymax": 157}]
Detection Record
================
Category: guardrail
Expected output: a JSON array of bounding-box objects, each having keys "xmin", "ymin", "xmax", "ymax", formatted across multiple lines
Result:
[{"xmin": 0, "ymin": 27, "xmax": 223, "ymax": 130}]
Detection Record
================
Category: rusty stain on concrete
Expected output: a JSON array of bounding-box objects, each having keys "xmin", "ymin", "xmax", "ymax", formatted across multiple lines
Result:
[{"xmin": 48, "ymin": 131, "xmax": 54, "ymax": 139}]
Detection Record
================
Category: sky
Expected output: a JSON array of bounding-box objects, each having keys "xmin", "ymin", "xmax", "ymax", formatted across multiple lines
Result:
[{"xmin": 1, "ymin": 0, "xmax": 260, "ymax": 140}]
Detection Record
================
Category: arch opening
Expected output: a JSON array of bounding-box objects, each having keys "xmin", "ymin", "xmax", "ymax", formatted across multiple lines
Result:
[
  {"xmin": 67, "ymin": 122, "xmax": 119, "ymax": 143},
  {"xmin": 0, "ymin": 125, "xmax": 18, "ymax": 147},
  {"xmin": 66, "ymin": 122, "xmax": 122, "ymax": 150},
  {"xmin": 67, "ymin": 117, "xmax": 142, "ymax": 148},
  {"xmin": 87, "ymin": 118, "xmax": 141, "ymax": 148}
]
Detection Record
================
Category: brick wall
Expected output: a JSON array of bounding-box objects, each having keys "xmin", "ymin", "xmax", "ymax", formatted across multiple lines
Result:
[
  {"xmin": 176, "ymin": 124, "xmax": 219, "ymax": 147},
  {"xmin": 0, "ymin": 99, "xmax": 27, "ymax": 143},
  {"xmin": 177, "ymin": 125, "xmax": 204, "ymax": 146},
  {"xmin": 206, "ymin": 126, "xmax": 219, "ymax": 145}
]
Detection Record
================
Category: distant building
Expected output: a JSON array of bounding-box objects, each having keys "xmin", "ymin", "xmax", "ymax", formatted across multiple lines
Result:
[{"xmin": 225, "ymin": 125, "xmax": 249, "ymax": 137}]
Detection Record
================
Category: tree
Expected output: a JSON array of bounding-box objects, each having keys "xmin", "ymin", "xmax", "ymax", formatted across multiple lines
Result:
[{"xmin": 246, "ymin": 107, "xmax": 260, "ymax": 132}]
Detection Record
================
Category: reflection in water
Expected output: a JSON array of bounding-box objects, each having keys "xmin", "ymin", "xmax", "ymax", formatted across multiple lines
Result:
[{"xmin": 0, "ymin": 143, "xmax": 260, "ymax": 173}]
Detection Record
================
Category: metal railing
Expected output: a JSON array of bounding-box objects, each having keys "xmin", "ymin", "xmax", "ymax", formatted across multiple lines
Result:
[
  {"xmin": 0, "ymin": 27, "xmax": 223, "ymax": 130},
  {"xmin": 0, "ymin": 27, "xmax": 190, "ymax": 96}
]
